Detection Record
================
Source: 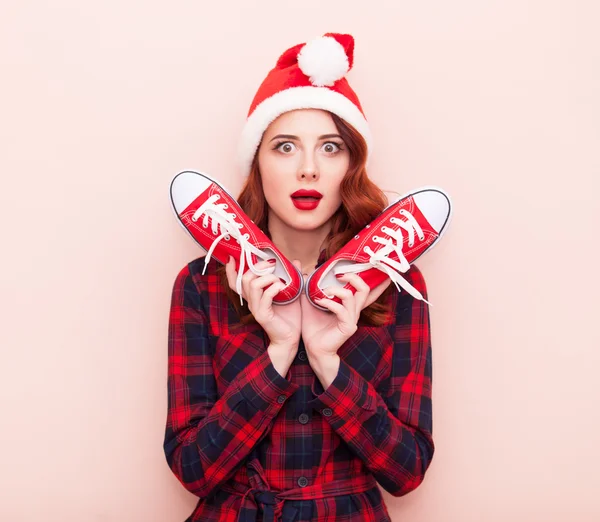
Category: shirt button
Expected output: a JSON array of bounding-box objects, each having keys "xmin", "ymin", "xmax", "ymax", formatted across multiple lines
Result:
[
  {"xmin": 322, "ymin": 408, "xmax": 333, "ymax": 416},
  {"xmin": 298, "ymin": 413, "xmax": 309, "ymax": 424},
  {"xmin": 277, "ymin": 394, "xmax": 286, "ymax": 403},
  {"xmin": 298, "ymin": 351, "xmax": 307, "ymax": 361},
  {"xmin": 297, "ymin": 476, "xmax": 308, "ymax": 488}
]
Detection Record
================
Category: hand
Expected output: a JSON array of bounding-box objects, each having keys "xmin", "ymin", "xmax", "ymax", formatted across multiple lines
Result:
[
  {"xmin": 225, "ymin": 256, "xmax": 301, "ymax": 350},
  {"xmin": 299, "ymin": 271, "xmax": 392, "ymax": 358}
]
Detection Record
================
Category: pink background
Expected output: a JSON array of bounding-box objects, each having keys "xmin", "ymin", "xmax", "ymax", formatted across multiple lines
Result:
[{"xmin": 1, "ymin": 1, "xmax": 599, "ymax": 521}]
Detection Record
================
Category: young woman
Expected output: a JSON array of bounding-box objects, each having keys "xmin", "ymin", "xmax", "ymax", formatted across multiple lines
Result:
[{"xmin": 164, "ymin": 32, "xmax": 435, "ymax": 522}]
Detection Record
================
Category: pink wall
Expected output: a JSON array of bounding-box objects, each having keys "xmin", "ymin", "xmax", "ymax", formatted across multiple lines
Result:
[{"xmin": 1, "ymin": 1, "xmax": 599, "ymax": 521}]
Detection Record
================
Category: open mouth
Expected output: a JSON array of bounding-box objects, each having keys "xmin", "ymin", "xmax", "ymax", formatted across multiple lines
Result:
[{"xmin": 291, "ymin": 196, "xmax": 322, "ymax": 210}]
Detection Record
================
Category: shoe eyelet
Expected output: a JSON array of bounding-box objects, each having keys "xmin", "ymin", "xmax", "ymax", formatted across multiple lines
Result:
[
  {"xmin": 222, "ymin": 203, "xmax": 228, "ymax": 208},
  {"xmin": 243, "ymin": 234, "xmax": 249, "ymax": 239},
  {"xmin": 408, "ymin": 242, "xmax": 414, "ymax": 247},
  {"xmin": 231, "ymin": 213, "xmax": 236, "ymax": 218},
  {"xmin": 363, "ymin": 247, "xmax": 368, "ymax": 252},
  {"xmin": 191, "ymin": 216, "xmax": 197, "ymax": 222},
  {"xmin": 373, "ymin": 235, "xmax": 379, "ymax": 240},
  {"xmin": 225, "ymin": 235, "xmax": 230, "ymax": 240},
  {"xmin": 365, "ymin": 224, "xmax": 370, "ymax": 228},
  {"xmin": 202, "ymin": 223, "xmax": 207, "ymax": 228},
  {"xmin": 354, "ymin": 235, "xmax": 359, "ymax": 239}
]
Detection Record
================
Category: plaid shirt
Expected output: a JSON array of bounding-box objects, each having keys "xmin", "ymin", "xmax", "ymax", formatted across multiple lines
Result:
[{"xmin": 164, "ymin": 248, "xmax": 435, "ymax": 522}]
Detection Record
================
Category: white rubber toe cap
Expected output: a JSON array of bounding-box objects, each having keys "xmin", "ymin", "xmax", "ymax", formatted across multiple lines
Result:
[
  {"xmin": 170, "ymin": 171, "xmax": 212, "ymax": 213},
  {"xmin": 412, "ymin": 188, "xmax": 452, "ymax": 233}
]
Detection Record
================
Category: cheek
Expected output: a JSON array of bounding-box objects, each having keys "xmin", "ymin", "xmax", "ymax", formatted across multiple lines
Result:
[
  {"xmin": 260, "ymin": 154, "xmax": 296, "ymax": 182},
  {"xmin": 323, "ymin": 156, "xmax": 349, "ymax": 185},
  {"xmin": 327, "ymin": 192, "xmax": 343, "ymax": 210},
  {"xmin": 261, "ymin": 175, "xmax": 287, "ymax": 207},
  {"xmin": 326, "ymin": 173, "xmax": 346, "ymax": 203}
]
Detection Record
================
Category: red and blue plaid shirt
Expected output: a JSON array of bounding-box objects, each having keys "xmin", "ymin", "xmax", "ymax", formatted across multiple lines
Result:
[{"xmin": 164, "ymin": 248, "xmax": 435, "ymax": 522}]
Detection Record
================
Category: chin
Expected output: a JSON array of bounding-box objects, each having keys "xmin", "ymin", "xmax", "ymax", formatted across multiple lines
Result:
[{"xmin": 291, "ymin": 214, "xmax": 335, "ymax": 231}]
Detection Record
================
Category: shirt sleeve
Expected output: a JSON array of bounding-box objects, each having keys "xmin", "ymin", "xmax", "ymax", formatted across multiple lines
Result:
[
  {"xmin": 163, "ymin": 262, "xmax": 300, "ymax": 498},
  {"xmin": 306, "ymin": 264, "xmax": 435, "ymax": 497}
]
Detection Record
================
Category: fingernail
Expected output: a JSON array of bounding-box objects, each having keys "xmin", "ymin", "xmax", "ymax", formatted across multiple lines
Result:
[
  {"xmin": 335, "ymin": 274, "xmax": 343, "ymax": 278},
  {"xmin": 269, "ymin": 259, "xmax": 276, "ymax": 264}
]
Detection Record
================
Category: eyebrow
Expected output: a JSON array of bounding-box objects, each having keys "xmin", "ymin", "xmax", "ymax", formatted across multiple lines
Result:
[{"xmin": 269, "ymin": 133, "xmax": 343, "ymax": 142}]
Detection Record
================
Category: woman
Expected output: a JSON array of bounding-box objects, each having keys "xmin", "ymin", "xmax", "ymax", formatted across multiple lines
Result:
[{"xmin": 164, "ymin": 32, "xmax": 435, "ymax": 522}]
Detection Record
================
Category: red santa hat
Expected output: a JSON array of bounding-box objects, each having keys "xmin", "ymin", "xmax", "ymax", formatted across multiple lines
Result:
[{"xmin": 237, "ymin": 32, "xmax": 372, "ymax": 177}]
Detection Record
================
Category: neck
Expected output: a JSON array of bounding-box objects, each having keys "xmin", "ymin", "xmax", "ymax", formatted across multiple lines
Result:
[{"xmin": 267, "ymin": 210, "xmax": 330, "ymax": 272}]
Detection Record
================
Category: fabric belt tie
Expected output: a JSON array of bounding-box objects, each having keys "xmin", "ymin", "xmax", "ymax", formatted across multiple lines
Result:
[{"xmin": 221, "ymin": 473, "xmax": 378, "ymax": 522}]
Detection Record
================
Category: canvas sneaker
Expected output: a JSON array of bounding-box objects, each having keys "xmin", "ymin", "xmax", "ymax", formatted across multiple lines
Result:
[
  {"xmin": 305, "ymin": 186, "xmax": 452, "ymax": 310},
  {"xmin": 170, "ymin": 170, "xmax": 304, "ymax": 306}
]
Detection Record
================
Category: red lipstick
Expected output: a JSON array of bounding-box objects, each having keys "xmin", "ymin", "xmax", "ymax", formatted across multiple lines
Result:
[
  {"xmin": 291, "ymin": 189, "xmax": 323, "ymax": 211},
  {"xmin": 292, "ymin": 198, "xmax": 321, "ymax": 210}
]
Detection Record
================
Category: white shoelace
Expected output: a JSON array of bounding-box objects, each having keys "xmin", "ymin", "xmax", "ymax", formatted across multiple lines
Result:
[
  {"xmin": 191, "ymin": 193, "xmax": 274, "ymax": 306},
  {"xmin": 333, "ymin": 209, "xmax": 433, "ymax": 306}
]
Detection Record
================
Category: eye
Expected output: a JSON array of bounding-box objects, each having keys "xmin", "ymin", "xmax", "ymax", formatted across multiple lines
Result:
[
  {"xmin": 322, "ymin": 141, "xmax": 344, "ymax": 154},
  {"xmin": 272, "ymin": 140, "xmax": 345, "ymax": 154},
  {"xmin": 273, "ymin": 141, "xmax": 296, "ymax": 154}
]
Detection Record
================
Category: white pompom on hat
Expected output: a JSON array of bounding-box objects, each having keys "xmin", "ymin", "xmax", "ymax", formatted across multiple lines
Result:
[
  {"xmin": 297, "ymin": 35, "xmax": 350, "ymax": 87},
  {"xmin": 237, "ymin": 32, "xmax": 372, "ymax": 177}
]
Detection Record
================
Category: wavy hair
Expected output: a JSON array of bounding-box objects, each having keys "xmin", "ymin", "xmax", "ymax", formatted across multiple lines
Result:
[{"xmin": 216, "ymin": 112, "xmax": 395, "ymax": 328}]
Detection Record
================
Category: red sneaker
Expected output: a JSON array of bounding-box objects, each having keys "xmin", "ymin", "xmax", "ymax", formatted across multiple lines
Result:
[
  {"xmin": 305, "ymin": 186, "xmax": 452, "ymax": 310},
  {"xmin": 170, "ymin": 170, "xmax": 304, "ymax": 306}
]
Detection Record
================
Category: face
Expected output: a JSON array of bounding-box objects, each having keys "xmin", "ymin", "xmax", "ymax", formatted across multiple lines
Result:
[{"xmin": 257, "ymin": 109, "xmax": 350, "ymax": 231}]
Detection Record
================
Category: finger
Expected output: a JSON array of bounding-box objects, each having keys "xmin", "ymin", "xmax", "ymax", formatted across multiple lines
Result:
[
  {"xmin": 225, "ymin": 256, "xmax": 248, "ymax": 298},
  {"xmin": 249, "ymin": 274, "xmax": 281, "ymax": 309},
  {"xmin": 226, "ymin": 257, "xmax": 274, "ymax": 298},
  {"xmin": 314, "ymin": 296, "xmax": 354, "ymax": 326},
  {"xmin": 241, "ymin": 259, "xmax": 276, "ymax": 300},
  {"xmin": 257, "ymin": 281, "xmax": 285, "ymax": 317},
  {"xmin": 336, "ymin": 272, "xmax": 370, "ymax": 292},
  {"xmin": 321, "ymin": 286, "xmax": 356, "ymax": 319},
  {"xmin": 225, "ymin": 256, "xmax": 241, "ymax": 296},
  {"xmin": 323, "ymin": 285, "xmax": 355, "ymax": 308},
  {"xmin": 242, "ymin": 259, "xmax": 275, "ymax": 284},
  {"xmin": 336, "ymin": 273, "xmax": 369, "ymax": 313}
]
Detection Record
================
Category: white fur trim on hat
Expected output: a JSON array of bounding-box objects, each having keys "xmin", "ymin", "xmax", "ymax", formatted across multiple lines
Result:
[
  {"xmin": 297, "ymin": 36, "xmax": 350, "ymax": 87},
  {"xmin": 237, "ymin": 86, "xmax": 372, "ymax": 177}
]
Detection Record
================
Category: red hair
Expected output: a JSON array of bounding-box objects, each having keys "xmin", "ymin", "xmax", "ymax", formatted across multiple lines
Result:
[{"xmin": 217, "ymin": 112, "xmax": 395, "ymax": 327}]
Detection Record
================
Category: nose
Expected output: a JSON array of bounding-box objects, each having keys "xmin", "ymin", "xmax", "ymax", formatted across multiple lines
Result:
[{"xmin": 297, "ymin": 150, "xmax": 319, "ymax": 180}]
